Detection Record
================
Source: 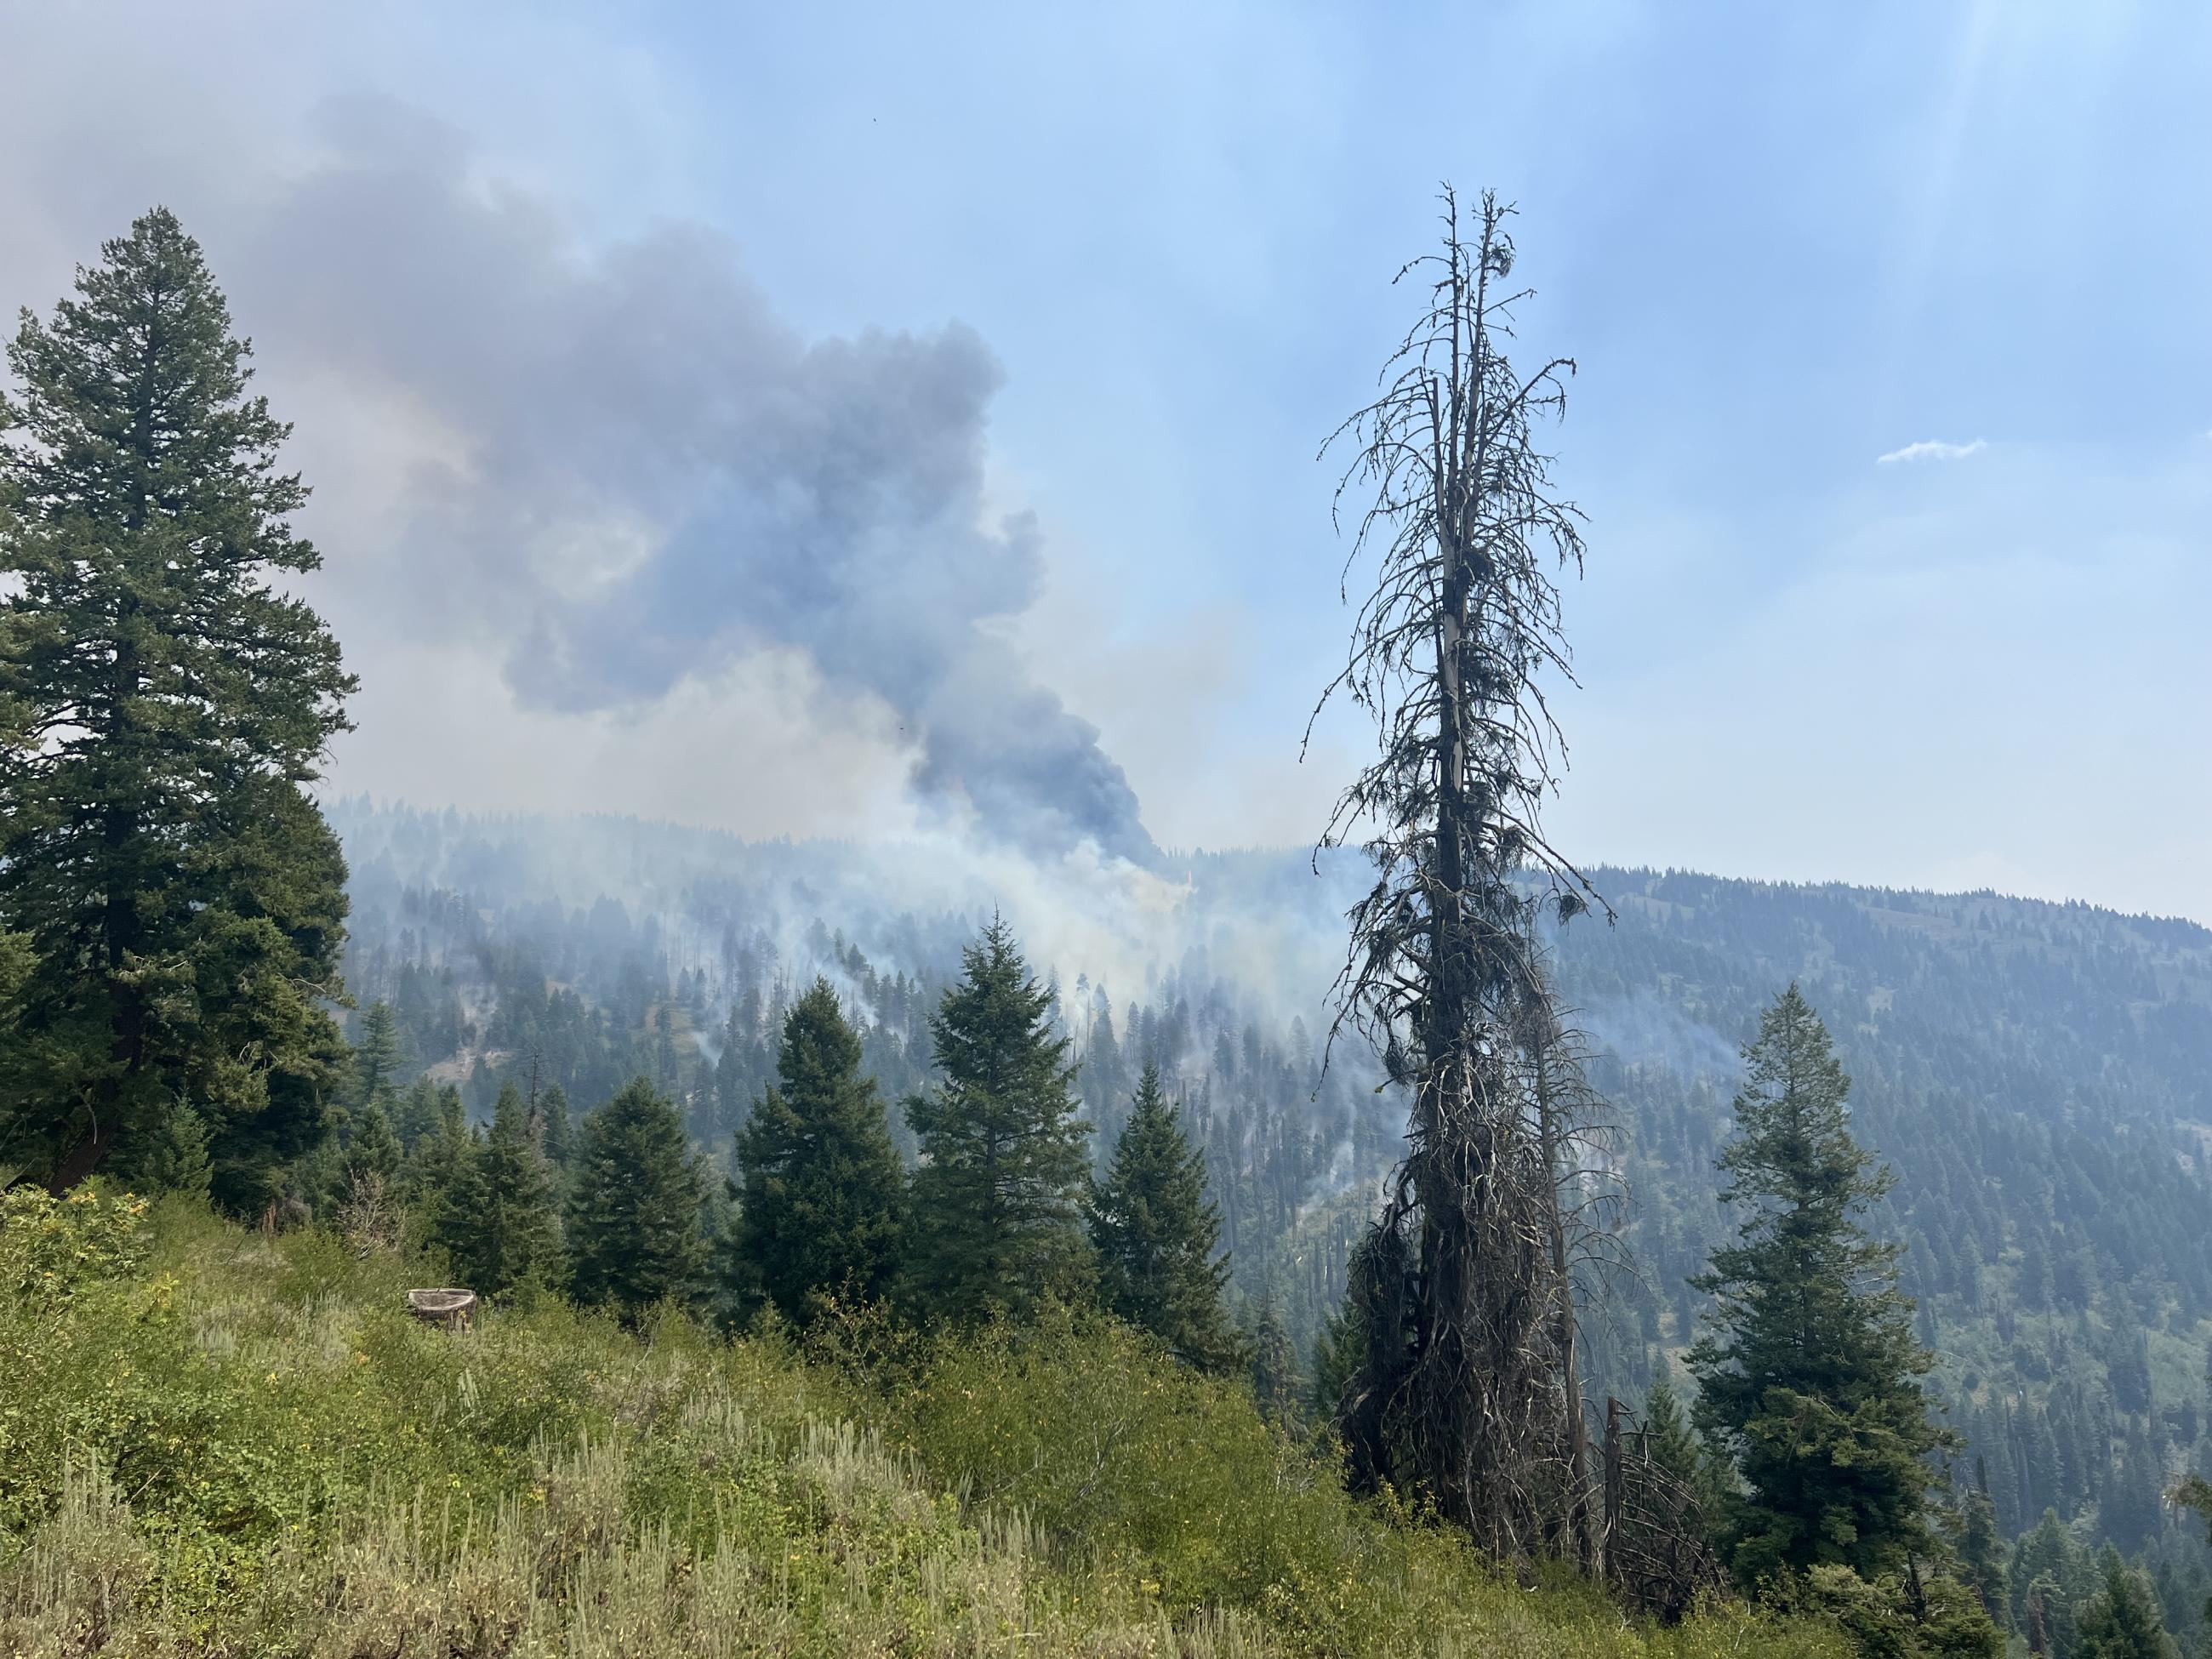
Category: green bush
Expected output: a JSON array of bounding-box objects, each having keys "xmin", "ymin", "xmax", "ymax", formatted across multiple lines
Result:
[{"xmin": 0, "ymin": 1194, "xmax": 1850, "ymax": 1656}]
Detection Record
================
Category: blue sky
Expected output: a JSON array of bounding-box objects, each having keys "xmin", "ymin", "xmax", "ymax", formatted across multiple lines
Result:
[{"xmin": 5, "ymin": 2, "xmax": 2209, "ymax": 917}]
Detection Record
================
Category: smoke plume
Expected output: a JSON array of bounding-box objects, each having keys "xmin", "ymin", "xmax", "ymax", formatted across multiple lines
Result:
[{"xmin": 230, "ymin": 98, "xmax": 1157, "ymax": 864}]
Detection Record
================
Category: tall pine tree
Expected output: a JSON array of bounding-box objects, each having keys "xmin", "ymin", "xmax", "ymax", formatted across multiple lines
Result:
[
  {"xmin": 567, "ymin": 1076, "xmax": 706, "ymax": 1320},
  {"xmin": 727, "ymin": 979, "xmax": 905, "ymax": 1324},
  {"xmin": 905, "ymin": 918, "xmax": 1092, "ymax": 1322},
  {"xmin": 1087, "ymin": 1062, "xmax": 1237, "ymax": 1370},
  {"xmin": 0, "ymin": 208, "xmax": 356, "ymax": 1205},
  {"xmin": 1688, "ymin": 986, "xmax": 1947, "ymax": 1584}
]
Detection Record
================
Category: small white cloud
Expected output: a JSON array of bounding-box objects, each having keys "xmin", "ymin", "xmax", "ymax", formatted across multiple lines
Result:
[{"xmin": 1876, "ymin": 437, "xmax": 1987, "ymax": 465}]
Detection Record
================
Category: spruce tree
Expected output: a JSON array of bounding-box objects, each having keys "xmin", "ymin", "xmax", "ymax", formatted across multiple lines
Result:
[
  {"xmin": 2074, "ymin": 1549, "xmax": 2181, "ymax": 1659},
  {"xmin": 727, "ymin": 979, "xmax": 905, "ymax": 1324},
  {"xmin": 1688, "ymin": 986, "xmax": 1947, "ymax": 1583},
  {"xmin": 0, "ymin": 208, "xmax": 356, "ymax": 1202},
  {"xmin": 567, "ymin": 1076, "xmax": 707, "ymax": 1320},
  {"xmin": 444, "ymin": 1082, "xmax": 563, "ymax": 1301},
  {"xmin": 905, "ymin": 918, "xmax": 1092, "ymax": 1321},
  {"xmin": 1087, "ymin": 1062, "xmax": 1237, "ymax": 1369}
]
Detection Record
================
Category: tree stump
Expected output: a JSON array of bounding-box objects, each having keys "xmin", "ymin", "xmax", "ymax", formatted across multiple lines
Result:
[{"xmin": 406, "ymin": 1288, "xmax": 476, "ymax": 1331}]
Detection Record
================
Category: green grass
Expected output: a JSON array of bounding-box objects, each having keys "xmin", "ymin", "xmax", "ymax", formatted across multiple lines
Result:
[{"xmin": 0, "ymin": 1187, "xmax": 1847, "ymax": 1656}]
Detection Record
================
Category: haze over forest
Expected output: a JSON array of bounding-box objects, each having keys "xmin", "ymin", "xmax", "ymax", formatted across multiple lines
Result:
[{"xmin": 4, "ymin": 7, "xmax": 2212, "ymax": 1658}]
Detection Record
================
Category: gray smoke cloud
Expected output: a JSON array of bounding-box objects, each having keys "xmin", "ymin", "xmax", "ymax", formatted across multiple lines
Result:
[{"xmin": 223, "ymin": 96, "xmax": 1157, "ymax": 865}]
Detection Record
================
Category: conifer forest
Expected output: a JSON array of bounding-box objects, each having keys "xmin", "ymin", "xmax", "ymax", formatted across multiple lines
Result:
[{"xmin": 5, "ymin": 9, "xmax": 2212, "ymax": 1657}]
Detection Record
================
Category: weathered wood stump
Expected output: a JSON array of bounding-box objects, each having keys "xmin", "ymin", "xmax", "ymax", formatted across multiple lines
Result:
[{"xmin": 406, "ymin": 1288, "xmax": 477, "ymax": 1331}]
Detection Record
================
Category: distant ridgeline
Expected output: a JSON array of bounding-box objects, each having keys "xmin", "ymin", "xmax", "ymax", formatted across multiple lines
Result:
[{"xmin": 328, "ymin": 802, "xmax": 2212, "ymax": 1585}]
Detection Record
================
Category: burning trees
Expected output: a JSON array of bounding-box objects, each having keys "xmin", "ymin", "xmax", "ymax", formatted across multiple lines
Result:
[{"xmin": 1313, "ymin": 188, "xmax": 1613, "ymax": 1561}]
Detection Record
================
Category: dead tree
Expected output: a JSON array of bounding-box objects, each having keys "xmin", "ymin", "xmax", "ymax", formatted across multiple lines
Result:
[
  {"xmin": 1601, "ymin": 1397, "xmax": 1728, "ymax": 1621},
  {"xmin": 1312, "ymin": 186, "xmax": 1611, "ymax": 1560}
]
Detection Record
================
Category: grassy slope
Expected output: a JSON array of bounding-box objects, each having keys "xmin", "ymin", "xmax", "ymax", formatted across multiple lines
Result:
[{"xmin": 0, "ymin": 1191, "xmax": 1844, "ymax": 1657}]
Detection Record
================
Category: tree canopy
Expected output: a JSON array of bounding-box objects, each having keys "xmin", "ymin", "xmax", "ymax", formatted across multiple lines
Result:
[
  {"xmin": 1688, "ymin": 986, "xmax": 1946, "ymax": 1584},
  {"xmin": 1087, "ymin": 1062, "xmax": 1238, "ymax": 1371},
  {"xmin": 728, "ymin": 978, "xmax": 905, "ymax": 1323},
  {"xmin": 905, "ymin": 918, "xmax": 1092, "ymax": 1322},
  {"xmin": 0, "ymin": 207, "xmax": 354, "ymax": 1205}
]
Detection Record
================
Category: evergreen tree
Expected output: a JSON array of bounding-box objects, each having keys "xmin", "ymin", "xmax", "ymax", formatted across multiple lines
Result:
[
  {"xmin": 1087, "ymin": 1062, "xmax": 1238, "ymax": 1369},
  {"xmin": 392, "ymin": 1077, "xmax": 443, "ymax": 1154},
  {"xmin": 405, "ymin": 1085, "xmax": 473, "ymax": 1235},
  {"xmin": 2074, "ymin": 1548, "xmax": 2181, "ymax": 1659},
  {"xmin": 350, "ymin": 1002, "xmax": 408, "ymax": 1110},
  {"xmin": 1953, "ymin": 1463, "xmax": 2010, "ymax": 1632},
  {"xmin": 727, "ymin": 979, "xmax": 905, "ymax": 1324},
  {"xmin": 538, "ymin": 1081, "xmax": 573, "ymax": 1170},
  {"xmin": 1688, "ymin": 986, "xmax": 1947, "ymax": 1583},
  {"xmin": 108, "ymin": 1103, "xmax": 214, "ymax": 1200},
  {"xmin": 443, "ymin": 1082, "xmax": 562, "ymax": 1301},
  {"xmin": 0, "ymin": 208, "xmax": 356, "ymax": 1202},
  {"xmin": 2011, "ymin": 1508, "xmax": 2095, "ymax": 1647},
  {"xmin": 1641, "ymin": 1372, "xmax": 1730, "ymax": 1536},
  {"xmin": 2175, "ymin": 1474, "xmax": 2212, "ymax": 1633},
  {"xmin": 344, "ymin": 1095, "xmax": 402, "ymax": 1188},
  {"xmin": 567, "ymin": 1076, "xmax": 706, "ymax": 1320},
  {"xmin": 1310, "ymin": 1293, "xmax": 1367, "ymax": 1422},
  {"xmin": 1247, "ymin": 1280, "xmax": 1301, "ymax": 1425},
  {"xmin": 905, "ymin": 919, "xmax": 1092, "ymax": 1321}
]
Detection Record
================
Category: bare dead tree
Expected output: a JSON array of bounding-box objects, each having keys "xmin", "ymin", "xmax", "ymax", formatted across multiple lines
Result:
[
  {"xmin": 1601, "ymin": 1396, "xmax": 1729, "ymax": 1621},
  {"xmin": 1310, "ymin": 185, "xmax": 1612, "ymax": 1559}
]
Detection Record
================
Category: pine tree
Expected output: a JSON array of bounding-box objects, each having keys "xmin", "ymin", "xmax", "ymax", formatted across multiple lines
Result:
[
  {"xmin": 0, "ymin": 208, "xmax": 356, "ymax": 1203},
  {"xmin": 1247, "ymin": 1280, "xmax": 1301, "ymax": 1425},
  {"xmin": 1688, "ymin": 986, "xmax": 1947, "ymax": 1584},
  {"xmin": 443, "ymin": 1082, "xmax": 563, "ymax": 1301},
  {"xmin": 1953, "ymin": 1462, "xmax": 2010, "ymax": 1631},
  {"xmin": 405, "ymin": 1085, "xmax": 474, "ymax": 1260},
  {"xmin": 2175, "ymin": 1474, "xmax": 2212, "ymax": 1633},
  {"xmin": 1640, "ymin": 1373, "xmax": 1730, "ymax": 1536},
  {"xmin": 727, "ymin": 979, "xmax": 905, "ymax": 1324},
  {"xmin": 344, "ymin": 1096, "xmax": 402, "ymax": 1188},
  {"xmin": 905, "ymin": 919, "xmax": 1092, "ymax": 1322},
  {"xmin": 2074, "ymin": 1548, "xmax": 2181, "ymax": 1659},
  {"xmin": 392, "ymin": 1077, "xmax": 444, "ymax": 1154},
  {"xmin": 2011, "ymin": 1508, "xmax": 2095, "ymax": 1646},
  {"xmin": 567, "ymin": 1076, "xmax": 707, "ymax": 1320},
  {"xmin": 538, "ymin": 1082, "xmax": 573, "ymax": 1170},
  {"xmin": 1310, "ymin": 1294, "xmax": 1367, "ymax": 1421},
  {"xmin": 1087, "ymin": 1062, "xmax": 1238, "ymax": 1369},
  {"xmin": 109, "ymin": 1103, "xmax": 214, "ymax": 1200},
  {"xmin": 350, "ymin": 1002, "xmax": 408, "ymax": 1110}
]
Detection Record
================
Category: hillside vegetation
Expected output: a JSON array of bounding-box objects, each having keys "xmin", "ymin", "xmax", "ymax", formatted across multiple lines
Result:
[{"xmin": 0, "ymin": 1185, "xmax": 1840, "ymax": 1658}]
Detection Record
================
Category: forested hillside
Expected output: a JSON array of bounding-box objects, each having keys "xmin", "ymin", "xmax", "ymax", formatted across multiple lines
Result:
[
  {"xmin": 10, "ymin": 197, "xmax": 2201, "ymax": 1658},
  {"xmin": 325, "ymin": 801, "xmax": 2212, "ymax": 1641}
]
